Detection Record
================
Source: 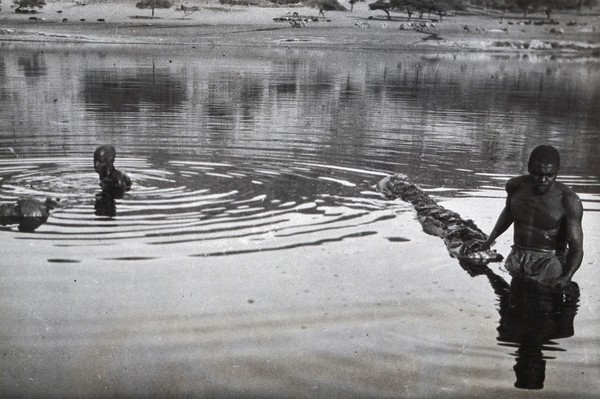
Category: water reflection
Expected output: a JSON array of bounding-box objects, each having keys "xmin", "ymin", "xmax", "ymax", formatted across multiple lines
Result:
[
  {"xmin": 463, "ymin": 262, "xmax": 579, "ymax": 390},
  {"xmin": 17, "ymin": 52, "xmax": 47, "ymax": 78},
  {"xmin": 1, "ymin": 45, "xmax": 599, "ymax": 192},
  {"xmin": 94, "ymin": 191, "xmax": 117, "ymax": 218},
  {"xmin": 499, "ymin": 278, "xmax": 579, "ymax": 390},
  {"xmin": 83, "ymin": 67, "xmax": 186, "ymax": 113},
  {"xmin": 206, "ymin": 81, "xmax": 236, "ymax": 133}
]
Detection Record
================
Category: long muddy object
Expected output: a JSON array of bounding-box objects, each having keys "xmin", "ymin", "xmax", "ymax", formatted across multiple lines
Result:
[{"xmin": 377, "ymin": 174, "xmax": 503, "ymax": 266}]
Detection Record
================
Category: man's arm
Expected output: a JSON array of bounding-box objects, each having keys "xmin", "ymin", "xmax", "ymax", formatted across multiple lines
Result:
[
  {"xmin": 463, "ymin": 178, "xmax": 517, "ymax": 253},
  {"xmin": 481, "ymin": 200, "xmax": 514, "ymax": 249},
  {"xmin": 561, "ymin": 192, "xmax": 584, "ymax": 282}
]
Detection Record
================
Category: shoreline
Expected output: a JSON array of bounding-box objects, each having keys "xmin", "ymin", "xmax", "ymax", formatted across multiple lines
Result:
[
  {"xmin": 2, "ymin": 28, "xmax": 599, "ymax": 55},
  {"xmin": 1, "ymin": 1, "xmax": 599, "ymax": 53}
]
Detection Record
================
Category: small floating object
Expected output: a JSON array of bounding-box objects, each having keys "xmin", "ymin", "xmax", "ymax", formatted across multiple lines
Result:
[{"xmin": 1, "ymin": 198, "xmax": 59, "ymax": 232}]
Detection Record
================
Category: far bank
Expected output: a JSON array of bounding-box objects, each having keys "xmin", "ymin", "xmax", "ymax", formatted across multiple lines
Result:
[{"xmin": 1, "ymin": 1, "xmax": 600, "ymax": 53}]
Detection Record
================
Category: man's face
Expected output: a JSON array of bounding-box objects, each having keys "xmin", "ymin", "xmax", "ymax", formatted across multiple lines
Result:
[
  {"xmin": 94, "ymin": 151, "xmax": 113, "ymax": 176},
  {"xmin": 529, "ymin": 162, "xmax": 558, "ymax": 194}
]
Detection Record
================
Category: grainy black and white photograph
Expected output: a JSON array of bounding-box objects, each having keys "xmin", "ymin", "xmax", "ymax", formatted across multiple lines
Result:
[{"xmin": 1, "ymin": 0, "xmax": 599, "ymax": 397}]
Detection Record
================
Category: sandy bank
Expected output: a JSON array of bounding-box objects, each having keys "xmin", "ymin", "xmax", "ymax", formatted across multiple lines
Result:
[{"xmin": 1, "ymin": 1, "xmax": 600, "ymax": 52}]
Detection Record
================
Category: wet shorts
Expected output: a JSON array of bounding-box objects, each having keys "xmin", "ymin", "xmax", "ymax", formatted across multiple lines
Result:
[{"xmin": 505, "ymin": 246, "xmax": 565, "ymax": 283}]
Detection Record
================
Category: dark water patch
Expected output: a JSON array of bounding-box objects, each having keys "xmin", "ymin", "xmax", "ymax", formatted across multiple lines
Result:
[
  {"xmin": 104, "ymin": 256, "xmax": 158, "ymax": 261},
  {"xmin": 497, "ymin": 341, "xmax": 567, "ymax": 353},
  {"xmin": 18, "ymin": 52, "xmax": 47, "ymax": 77},
  {"xmin": 47, "ymin": 258, "xmax": 81, "ymax": 263},
  {"xmin": 47, "ymin": 222, "xmax": 122, "ymax": 229},
  {"xmin": 53, "ymin": 243, "xmax": 113, "ymax": 247},
  {"xmin": 386, "ymin": 237, "xmax": 410, "ymax": 242},
  {"xmin": 83, "ymin": 69, "xmax": 186, "ymax": 113}
]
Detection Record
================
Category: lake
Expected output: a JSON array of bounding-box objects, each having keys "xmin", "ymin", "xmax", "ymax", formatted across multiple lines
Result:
[{"xmin": 1, "ymin": 42, "xmax": 599, "ymax": 398}]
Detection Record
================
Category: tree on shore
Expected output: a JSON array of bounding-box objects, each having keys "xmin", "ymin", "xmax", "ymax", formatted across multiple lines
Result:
[
  {"xmin": 539, "ymin": 0, "xmax": 591, "ymax": 19},
  {"xmin": 136, "ymin": 0, "xmax": 173, "ymax": 19},
  {"xmin": 428, "ymin": 0, "xmax": 463, "ymax": 20},
  {"xmin": 492, "ymin": 0, "xmax": 596, "ymax": 18},
  {"xmin": 369, "ymin": 0, "xmax": 391, "ymax": 19},
  {"xmin": 393, "ymin": 0, "xmax": 465, "ymax": 20},
  {"xmin": 390, "ymin": 0, "xmax": 421, "ymax": 19},
  {"xmin": 348, "ymin": 0, "xmax": 365, "ymax": 11},
  {"xmin": 13, "ymin": 0, "xmax": 46, "ymax": 12},
  {"xmin": 308, "ymin": 0, "xmax": 346, "ymax": 17}
]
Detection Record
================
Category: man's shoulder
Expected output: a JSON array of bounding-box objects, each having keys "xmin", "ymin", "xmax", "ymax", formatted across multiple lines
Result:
[
  {"xmin": 111, "ymin": 168, "xmax": 130, "ymax": 180},
  {"xmin": 556, "ymin": 182, "xmax": 583, "ymax": 210},
  {"xmin": 111, "ymin": 168, "xmax": 132, "ymax": 188},
  {"xmin": 505, "ymin": 175, "xmax": 529, "ymax": 193},
  {"xmin": 554, "ymin": 181, "xmax": 577, "ymax": 194}
]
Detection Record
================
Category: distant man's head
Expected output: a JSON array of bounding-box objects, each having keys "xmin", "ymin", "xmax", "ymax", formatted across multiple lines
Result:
[
  {"xmin": 94, "ymin": 145, "xmax": 116, "ymax": 176},
  {"xmin": 528, "ymin": 145, "xmax": 560, "ymax": 194}
]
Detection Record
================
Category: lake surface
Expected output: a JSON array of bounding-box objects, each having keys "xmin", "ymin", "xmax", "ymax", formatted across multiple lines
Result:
[{"xmin": 1, "ymin": 42, "xmax": 599, "ymax": 398}]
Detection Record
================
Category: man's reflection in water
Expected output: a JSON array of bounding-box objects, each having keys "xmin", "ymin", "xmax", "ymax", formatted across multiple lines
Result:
[
  {"xmin": 95, "ymin": 191, "xmax": 116, "ymax": 217},
  {"xmin": 460, "ymin": 261, "xmax": 580, "ymax": 390}
]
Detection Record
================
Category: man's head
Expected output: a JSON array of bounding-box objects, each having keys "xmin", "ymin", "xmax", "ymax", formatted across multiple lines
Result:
[
  {"xmin": 528, "ymin": 145, "xmax": 560, "ymax": 194},
  {"xmin": 528, "ymin": 145, "xmax": 560, "ymax": 170},
  {"xmin": 94, "ymin": 145, "xmax": 116, "ymax": 176}
]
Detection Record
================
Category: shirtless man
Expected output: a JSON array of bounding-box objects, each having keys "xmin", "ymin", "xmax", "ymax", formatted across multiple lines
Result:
[
  {"xmin": 94, "ymin": 145, "xmax": 132, "ymax": 198},
  {"xmin": 464, "ymin": 145, "xmax": 584, "ymax": 287}
]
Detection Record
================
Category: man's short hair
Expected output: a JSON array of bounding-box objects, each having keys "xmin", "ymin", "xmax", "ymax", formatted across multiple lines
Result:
[
  {"xmin": 528, "ymin": 145, "xmax": 560, "ymax": 170},
  {"xmin": 94, "ymin": 145, "xmax": 116, "ymax": 163}
]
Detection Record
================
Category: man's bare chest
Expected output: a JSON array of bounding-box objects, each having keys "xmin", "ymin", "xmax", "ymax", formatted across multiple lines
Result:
[{"xmin": 510, "ymin": 192, "xmax": 564, "ymax": 229}]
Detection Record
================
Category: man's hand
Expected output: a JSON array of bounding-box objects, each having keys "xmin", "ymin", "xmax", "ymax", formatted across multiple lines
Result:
[
  {"xmin": 462, "ymin": 238, "xmax": 490, "ymax": 254},
  {"xmin": 553, "ymin": 275, "xmax": 572, "ymax": 289}
]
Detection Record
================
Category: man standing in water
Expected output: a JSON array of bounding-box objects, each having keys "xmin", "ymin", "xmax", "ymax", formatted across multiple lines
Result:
[
  {"xmin": 464, "ymin": 145, "xmax": 584, "ymax": 287},
  {"xmin": 94, "ymin": 145, "xmax": 132, "ymax": 198}
]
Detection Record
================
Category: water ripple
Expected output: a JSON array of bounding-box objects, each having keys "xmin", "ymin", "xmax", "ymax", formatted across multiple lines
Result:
[{"xmin": 0, "ymin": 157, "xmax": 393, "ymax": 259}]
